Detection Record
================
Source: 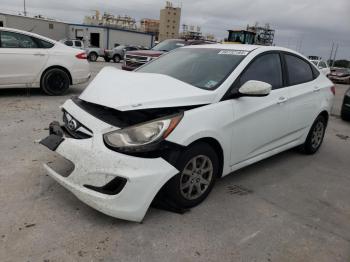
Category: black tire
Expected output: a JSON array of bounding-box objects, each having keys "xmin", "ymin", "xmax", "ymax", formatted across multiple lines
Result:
[
  {"xmin": 299, "ymin": 115, "xmax": 327, "ymax": 154},
  {"xmin": 41, "ymin": 68, "xmax": 70, "ymax": 96},
  {"xmin": 88, "ymin": 52, "xmax": 98, "ymax": 62},
  {"xmin": 113, "ymin": 55, "xmax": 121, "ymax": 63},
  {"xmin": 340, "ymin": 105, "xmax": 350, "ymax": 121},
  {"xmin": 164, "ymin": 142, "xmax": 219, "ymax": 208}
]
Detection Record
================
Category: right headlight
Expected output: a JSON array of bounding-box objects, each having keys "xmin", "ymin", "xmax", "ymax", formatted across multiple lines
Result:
[{"xmin": 103, "ymin": 113, "xmax": 183, "ymax": 153}]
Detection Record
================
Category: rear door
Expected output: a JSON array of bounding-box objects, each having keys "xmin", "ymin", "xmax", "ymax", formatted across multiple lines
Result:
[
  {"xmin": 230, "ymin": 52, "xmax": 291, "ymax": 165},
  {"xmin": 0, "ymin": 30, "xmax": 48, "ymax": 86},
  {"xmin": 282, "ymin": 53, "xmax": 321, "ymax": 141}
]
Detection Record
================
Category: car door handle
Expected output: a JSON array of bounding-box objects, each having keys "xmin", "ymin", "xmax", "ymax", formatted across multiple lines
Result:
[
  {"xmin": 313, "ymin": 86, "xmax": 321, "ymax": 92},
  {"xmin": 277, "ymin": 96, "xmax": 288, "ymax": 104},
  {"xmin": 33, "ymin": 53, "xmax": 45, "ymax": 56}
]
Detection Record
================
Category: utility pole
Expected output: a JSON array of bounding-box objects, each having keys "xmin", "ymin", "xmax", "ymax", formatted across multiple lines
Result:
[
  {"xmin": 332, "ymin": 44, "xmax": 339, "ymax": 67},
  {"xmin": 23, "ymin": 0, "xmax": 27, "ymax": 16},
  {"xmin": 328, "ymin": 42, "xmax": 334, "ymax": 65}
]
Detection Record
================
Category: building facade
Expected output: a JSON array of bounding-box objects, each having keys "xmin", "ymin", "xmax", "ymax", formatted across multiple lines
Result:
[
  {"xmin": 0, "ymin": 12, "xmax": 154, "ymax": 49},
  {"xmin": 0, "ymin": 12, "xmax": 68, "ymax": 41},
  {"xmin": 159, "ymin": 1, "xmax": 181, "ymax": 41},
  {"xmin": 84, "ymin": 11, "xmax": 137, "ymax": 30},
  {"xmin": 69, "ymin": 24, "xmax": 154, "ymax": 49},
  {"xmin": 140, "ymin": 18, "xmax": 160, "ymax": 41}
]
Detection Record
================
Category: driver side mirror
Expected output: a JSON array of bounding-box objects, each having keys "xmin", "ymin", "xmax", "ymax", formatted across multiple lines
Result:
[{"xmin": 238, "ymin": 80, "xmax": 272, "ymax": 97}]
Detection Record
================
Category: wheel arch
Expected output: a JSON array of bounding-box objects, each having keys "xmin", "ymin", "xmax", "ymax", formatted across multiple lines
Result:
[
  {"xmin": 40, "ymin": 65, "xmax": 72, "ymax": 85},
  {"xmin": 318, "ymin": 110, "xmax": 329, "ymax": 126},
  {"xmin": 186, "ymin": 137, "xmax": 224, "ymax": 178}
]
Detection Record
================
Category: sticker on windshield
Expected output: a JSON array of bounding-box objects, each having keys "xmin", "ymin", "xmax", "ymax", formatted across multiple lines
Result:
[{"xmin": 218, "ymin": 50, "xmax": 249, "ymax": 56}]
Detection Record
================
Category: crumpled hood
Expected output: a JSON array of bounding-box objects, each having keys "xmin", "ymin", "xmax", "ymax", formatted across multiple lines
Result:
[{"xmin": 79, "ymin": 67, "xmax": 216, "ymax": 111}]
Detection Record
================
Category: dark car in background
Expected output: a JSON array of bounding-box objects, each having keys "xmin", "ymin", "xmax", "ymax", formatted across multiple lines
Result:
[
  {"xmin": 341, "ymin": 87, "xmax": 350, "ymax": 121},
  {"xmin": 122, "ymin": 39, "xmax": 215, "ymax": 71},
  {"xmin": 329, "ymin": 68, "xmax": 350, "ymax": 84}
]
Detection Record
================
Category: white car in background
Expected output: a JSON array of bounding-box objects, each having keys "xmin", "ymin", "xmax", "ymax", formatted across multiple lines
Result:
[
  {"xmin": 310, "ymin": 59, "xmax": 331, "ymax": 76},
  {"xmin": 41, "ymin": 44, "xmax": 334, "ymax": 222},
  {"xmin": 0, "ymin": 27, "xmax": 91, "ymax": 95}
]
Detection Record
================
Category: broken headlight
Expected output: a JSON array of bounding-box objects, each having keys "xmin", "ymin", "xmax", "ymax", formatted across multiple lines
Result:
[{"xmin": 103, "ymin": 113, "xmax": 183, "ymax": 152}]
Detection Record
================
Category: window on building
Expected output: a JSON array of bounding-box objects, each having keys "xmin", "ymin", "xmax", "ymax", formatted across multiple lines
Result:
[
  {"xmin": 0, "ymin": 21, "xmax": 3, "ymax": 27},
  {"xmin": 174, "ymin": 12, "xmax": 176, "ymax": 15},
  {"xmin": 49, "ymin": 23, "xmax": 54, "ymax": 29},
  {"xmin": 172, "ymin": 26, "xmax": 175, "ymax": 29}
]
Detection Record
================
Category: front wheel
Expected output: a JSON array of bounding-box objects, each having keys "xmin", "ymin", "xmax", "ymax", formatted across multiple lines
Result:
[
  {"xmin": 300, "ymin": 115, "xmax": 327, "ymax": 154},
  {"xmin": 41, "ymin": 68, "xmax": 70, "ymax": 95},
  {"xmin": 164, "ymin": 142, "xmax": 219, "ymax": 208}
]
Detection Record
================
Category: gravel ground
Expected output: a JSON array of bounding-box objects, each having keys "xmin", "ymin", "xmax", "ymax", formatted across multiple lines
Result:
[{"xmin": 0, "ymin": 61, "xmax": 349, "ymax": 262}]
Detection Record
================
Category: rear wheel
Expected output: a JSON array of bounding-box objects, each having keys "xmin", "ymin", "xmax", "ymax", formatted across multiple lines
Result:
[
  {"xmin": 88, "ymin": 52, "xmax": 98, "ymax": 62},
  {"xmin": 113, "ymin": 55, "xmax": 121, "ymax": 63},
  {"xmin": 300, "ymin": 115, "xmax": 327, "ymax": 154},
  {"xmin": 164, "ymin": 142, "xmax": 218, "ymax": 208},
  {"xmin": 41, "ymin": 68, "xmax": 70, "ymax": 96}
]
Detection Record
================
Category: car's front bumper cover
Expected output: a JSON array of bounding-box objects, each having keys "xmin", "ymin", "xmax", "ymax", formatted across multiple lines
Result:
[{"xmin": 40, "ymin": 122, "xmax": 179, "ymax": 222}]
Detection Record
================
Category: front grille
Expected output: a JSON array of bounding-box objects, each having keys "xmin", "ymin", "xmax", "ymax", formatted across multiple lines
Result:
[
  {"xmin": 125, "ymin": 54, "xmax": 149, "ymax": 62},
  {"xmin": 62, "ymin": 111, "xmax": 92, "ymax": 139}
]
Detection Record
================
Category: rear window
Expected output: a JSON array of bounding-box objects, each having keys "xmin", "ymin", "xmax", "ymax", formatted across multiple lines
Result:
[
  {"xmin": 285, "ymin": 54, "xmax": 314, "ymax": 85},
  {"xmin": 75, "ymin": 41, "xmax": 82, "ymax": 47},
  {"xmin": 64, "ymin": 40, "xmax": 73, "ymax": 46}
]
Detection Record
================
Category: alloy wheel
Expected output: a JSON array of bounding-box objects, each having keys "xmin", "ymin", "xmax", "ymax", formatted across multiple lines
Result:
[
  {"xmin": 180, "ymin": 155, "xmax": 213, "ymax": 200},
  {"xmin": 311, "ymin": 121, "xmax": 324, "ymax": 149}
]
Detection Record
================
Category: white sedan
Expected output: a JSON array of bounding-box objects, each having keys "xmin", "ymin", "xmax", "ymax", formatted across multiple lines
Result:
[
  {"xmin": 0, "ymin": 27, "xmax": 91, "ymax": 95},
  {"xmin": 40, "ymin": 44, "xmax": 334, "ymax": 222}
]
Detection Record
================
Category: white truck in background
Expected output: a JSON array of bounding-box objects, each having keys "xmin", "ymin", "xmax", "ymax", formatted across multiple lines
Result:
[{"xmin": 60, "ymin": 39, "xmax": 105, "ymax": 62}]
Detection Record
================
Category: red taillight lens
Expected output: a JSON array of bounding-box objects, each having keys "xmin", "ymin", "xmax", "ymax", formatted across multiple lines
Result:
[
  {"xmin": 331, "ymin": 85, "xmax": 335, "ymax": 95},
  {"xmin": 76, "ymin": 52, "xmax": 87, "ymax": 59}
]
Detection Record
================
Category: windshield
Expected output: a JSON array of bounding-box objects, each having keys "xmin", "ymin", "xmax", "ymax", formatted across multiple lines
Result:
[
  {"xmin": 115, "ymin": 45, "xmax": 126, "ymax": 50},
  {"xmin": 137, "ymin": 48, "xmax": 247, "ymax": 90},
  {"xmin": 152, "ymin": 39, "xmax": 186, "ymax": 52}
]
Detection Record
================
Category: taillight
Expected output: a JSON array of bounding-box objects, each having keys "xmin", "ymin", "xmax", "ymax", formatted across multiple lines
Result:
[
  {"xmin": 76, "ymin": 52, "xmax": 87, "ymax": 59},
  {"xmin": 330, "ymin": 85, "xmax": 335, "ymax": 95}
]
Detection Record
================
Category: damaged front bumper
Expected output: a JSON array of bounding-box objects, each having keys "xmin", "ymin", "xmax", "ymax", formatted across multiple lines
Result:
[{"xmin": 40, "ymin": 117, "xmax": 179, "ymax": 222}]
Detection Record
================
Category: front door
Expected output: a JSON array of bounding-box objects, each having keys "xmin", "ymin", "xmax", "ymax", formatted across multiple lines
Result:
[
  {"xmin": 230, "ymin": 52, "xmax": 290, "ymax": 166},
  {"xmin": 0, "ymin": 30, "xmax": 48, "ymax": 86}
]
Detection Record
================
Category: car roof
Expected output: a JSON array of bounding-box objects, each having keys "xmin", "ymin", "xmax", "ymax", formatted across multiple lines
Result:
[
  {"xmin": 183, "ymin": 43, "xmax": 303, "ymax": 54},
  {"xmin": 0, "ymin": 27, "xmax": 56, "ymax": 44}
]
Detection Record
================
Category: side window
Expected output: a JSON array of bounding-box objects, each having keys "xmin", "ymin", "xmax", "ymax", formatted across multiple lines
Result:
[
  {"xmin": 64, "ymin": 40, "xmax": 73, "ymax": 46},
  {"xmin": 36, "ymin": 38, "xmax": 54, "ymax": 48},
  {"xmin": 75, "ymin": 41, "xmax": 82, "ymax": 47},
  {"xmin": 284, "ymin": 54, "xmax": 314, "ymax": 85},
  {"xmin": 1, "ymin": 31, "xmax": 38, "ymax": 48},
  {"xmin": 240, "ymin": 53, "xmax": 283, "ymax": 89}
]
